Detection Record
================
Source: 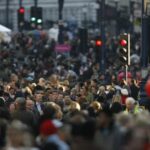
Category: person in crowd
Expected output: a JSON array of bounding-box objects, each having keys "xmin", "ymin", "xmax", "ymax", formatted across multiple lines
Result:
[
  {"xmin": 0, "ymin": 29, "xmax": 149, "ymax": 150},
  {"xmin": 124, "ymin": 97, "xmax": 141, "ymax": 114},
  {"xmin": 94, "ymin": 106, "xmax": 123, "ymax": 150},
  {"xmin": 120, "ymin": 88, "xmax": 129, "ymax": 105},
  {"xmin": 33, "ymin": 86, "xmax": 45, "ymax": 117},
  {"xmin": 96, "ymin": 86, "xmax": 107, "ymax": 104},
  {"xmin": 26, "ymin": 99, "xmax": 34, "ymax": 111},
  {"xmin": 4, "ymin": 120, "xmax": 38, "ymax": 150},
  {"xmin": 110, "ymin": 102, "xmax": 123, "ymax": 114},
  {"xmin": 11, "ymin": 97, "xmax": 36, "ymax": 129},
  {"xmin": 88, "ymin": 101, "xmax": 102, "ymax": 117},
  {"xmin": 39, "ymin": 119, "xmax": 70, "ymax": 150},
  {"xmin": 130, "ymin": 79, "xmax": 139, "ymax": 100}
]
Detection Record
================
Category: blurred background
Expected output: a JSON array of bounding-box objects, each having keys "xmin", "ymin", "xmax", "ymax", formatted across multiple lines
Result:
[{"xmin": 0, "ymin": 0, "xmax": 142, "ymax": 35}]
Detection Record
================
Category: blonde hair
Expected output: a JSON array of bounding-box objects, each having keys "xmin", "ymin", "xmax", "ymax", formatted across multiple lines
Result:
[
  {"xmin": 97, "ymin": 86, "xmax": 105, "ymax": 95},
  {"xmin": 112, "ymin": 95, "xmax": 121, "ymax": 103},
  {"xmin": 90, "ymin": 101, "xmax": 102, "ymax": 111},
  {"xmin": 69, "ymin": 101, "xmax": 81, "ymax": 111}
]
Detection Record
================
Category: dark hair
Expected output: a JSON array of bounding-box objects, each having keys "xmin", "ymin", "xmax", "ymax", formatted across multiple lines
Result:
[
  {"xmin": 110, "ymin": 102, "xmax": 122, "ymax": 114},
  {"xmin": 71, "ymin": 119, "xmax": 96, "ymax": 140},
  {"xmin": 98, "ymin": 105, "xmax": 113, "ymax": 118},
  {"xmin": 0, "ymin": 98, "xmax": 5, "ymax": 107},
  {"xmin": 33, "ymin": 85, "xmax": 44, "ymax": 94}
]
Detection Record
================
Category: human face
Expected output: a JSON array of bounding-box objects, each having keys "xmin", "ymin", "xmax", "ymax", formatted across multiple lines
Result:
[
  {"xmin": 9, "ymin": 103, "xmax": 16, "ymax": 113},
  {"xmin": 51, "ymin": 92, "xmax": 58, "ymax": 101},
  {"xmin": 26, "ymin": 100, "xmax": 34, "ymax": 110},
  {"xmin": 126, "ymin": 102, "xmax": 134, "ymax": 111},
  {"xmin": 34, "ymin": 92, "xmax": 43, "ymax": 102}
]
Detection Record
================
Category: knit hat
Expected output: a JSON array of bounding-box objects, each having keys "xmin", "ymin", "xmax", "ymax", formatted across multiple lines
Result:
[
  {"xmin": 40, "ymin": 120, "xmax": 57, "ymax": 136},
  {"xmin": 121, "ymin": 88, "xmax": 128, "ymax": 96}
]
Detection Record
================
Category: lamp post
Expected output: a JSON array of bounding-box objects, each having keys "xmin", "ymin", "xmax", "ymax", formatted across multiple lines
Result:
[
  {"xmin": 34, "ymin": 0, "xmax": 38, "ymax": 7},
  {"xmin": 19, "ymin": 0, "xmax": 22, "ymax": 7},
  {"xmin": 130, "ymin": 0, "xmax": 136, "ymax": 35},
  {"xmin": 141, "ymin": 0, "xmax": 149, "ymax": 68},
  {"xmin": 95, "ymin": 0, "xmax": 100, "ymax": 28},
  {"xmin": 114, "ymin": 0, "xmax": 119, "ymax": 37},
  {"xmin": 82, "ymin": 5, "xmax": 88, "ymax": 28},
  {"xmin": 100, "ymin": 0, "xmax": 106, "ymax": 73},
  {"xmin": 94, "ymin": 0, "xmax": 105, "ymax": 72},
  {"xmin": 6, "ymin": 0, "xmax": 10, "ymax": 27},
  {"xmin": 58, "ymin": 0, "xmax": 64, "ymax": 44}
]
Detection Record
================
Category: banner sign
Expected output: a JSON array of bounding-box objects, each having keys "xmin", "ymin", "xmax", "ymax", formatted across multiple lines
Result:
[{"xmin": 55, "ymin": 44, "xmax": 71, "ymax": 52}]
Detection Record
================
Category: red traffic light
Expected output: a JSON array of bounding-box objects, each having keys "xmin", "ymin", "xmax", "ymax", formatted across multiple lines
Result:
[
  {"xmin": 95, "ymin": 40, "xmax": 102, "ymax": 46},
  {"xmin": 19, "ymin": 7, "xmax": 25, "ymax": 14},
  {"xmin": 119, "ymin": 39, "xmax": 127, "ymax": 47}
]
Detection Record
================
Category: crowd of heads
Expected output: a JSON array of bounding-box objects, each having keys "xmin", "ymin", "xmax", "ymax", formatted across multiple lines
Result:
[{"xmin": 0, "ymin": 32, "xmax": 149, "ymax": 150}]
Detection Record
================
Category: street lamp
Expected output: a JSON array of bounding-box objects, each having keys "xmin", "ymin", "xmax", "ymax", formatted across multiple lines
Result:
[
  {"xmin": 6, "ymin": 0, "xmax": 10, "ymax": 27},
  {"xmin": 141, "ymin": 0, "xmax": 149, "ymax": 68},
  {"xmin": 94, "ymin": 0, "xmax": 106, "ymax": 72},
  {"xmin": 82, "ymin": 5, "xmax": 88, "ymax": 28},
  {"xmin": 58, "ymin": 0, "xmax": 64, "ymax": 44},
  {"xmin": 114, "ymin": 0, "xmax": 119, "ymax": 37},
  {"xmin": 129, "ymin": 0, "xmax": 136, "ymax": 34},
  {"xmin": 114, "ymin": 0, "xmax": 119, "ymax": 10},
  {"xmin": 94, "ymin": 0, "xmax": 101, "ymax": 28}
]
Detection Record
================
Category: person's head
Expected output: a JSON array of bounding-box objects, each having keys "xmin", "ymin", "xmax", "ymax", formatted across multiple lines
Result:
[
  {"xmin": 43, "ymin": 102, "xmax": 63, "ymax": 120},
  {"xmin": 97, "ymin": 106, "xmax": 113, "ymax": 128},
  {"xmin": 26, "ymin": 99, "xmax": 34, "ymax": 111},
  {"xmin": 90, "ymin": 101, "xmax": 102, "ymax": 112},
  {"xmin": 57, "ymin": 92, "xmax": 64, "ymax": 101},
  {"xmin": 110, "ymin": 102, "xmax": 122, "ymax": 114},
  {"xmin": 68, "ymin": 101, "xmax": 81, "ymax": 112},
  {"xmin": 125, "ymin": 97, "xmax": 136, "ymax": 111},
  {"xmin": 15, "ymin": 97, "xmax": 26, "ymax": 110},
  {"xmin": 38, "ymin": 78, "xmax": 46, "ymax": 87},
  {"xmin": 97, "ymin": 86, "xmax": 105, "ymax": 95},
  {"xmin": 51, "ymin": 90, "xmax": 59, "ymax": 101},
  {"xmin": 70, "ymin": 88, "xmax": 77, "ymax": 96},
  {"xmin": 116, "ymin": 112, "xmax": 133, "ymax": 129},
  {"xmin": 112, "ymin": 94, "xmax": 121, "ymax": 103},
  {"xmin": 10, "ymin": 73, "xmax": 18, "ymax": 83},
  {"xmin": 6, "ymin": 120, "xmax": 34, "ymax": 148},
  {"xmin": 91, "ymin": 86, "xmax": 97, "ymax": 94},
  {"xmin": 34, "ymin": 88, "xmax": 44, "ymax": 103},
  {"xmin": 9, "ymin": 103, "xmax": 16, "ymax": 113},
  {"xmin": 39, "ymin": 120, "xmax": 58, "ymax": 139}
]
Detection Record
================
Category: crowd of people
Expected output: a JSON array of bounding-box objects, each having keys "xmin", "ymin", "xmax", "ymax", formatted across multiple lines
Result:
[{"xmin": 0, "ymin": 31, "xmax": 149, "ymax": 150}]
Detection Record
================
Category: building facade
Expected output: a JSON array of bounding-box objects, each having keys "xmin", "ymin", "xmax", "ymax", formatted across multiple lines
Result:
[{"xmin": 0, "ymin": 0, "xmax": 141, "ymax": 31}]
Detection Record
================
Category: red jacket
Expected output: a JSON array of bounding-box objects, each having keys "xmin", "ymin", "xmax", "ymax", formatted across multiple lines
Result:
[{"xmin": 121, "ymin": 95, "xmax": 128, "ymax": 105}]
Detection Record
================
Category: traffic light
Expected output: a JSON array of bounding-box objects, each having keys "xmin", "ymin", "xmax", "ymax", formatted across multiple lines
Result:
[
  {"xmin": 119, "ymin": 33, "xmax": 130, "ymax": 66},
  {"xmin": 36, "ymin": 7, "xmax": 43, "ymax": 29},
  {"xmin": 95, "ymin": 37, "xmax": 102, "ymax": 62},
  {"xmin": 30, "ymin": 6, "xmax": 37, "ymax": 29},
  {"xmin": 95, "ymin": 39, "xmax": 102, "ymax": 47},
  {"xmin": 30, "ymin": 7, "xmax": 43, "ymax": 29},
  {"xmin": 18, "ymin": 7, "xmax": 25, "ymax": 30}
]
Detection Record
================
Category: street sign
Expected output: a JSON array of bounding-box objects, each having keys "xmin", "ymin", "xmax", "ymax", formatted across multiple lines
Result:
[{"xmin": 55, "ymin": 44, "xmax": 71, "ymax": 53}]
